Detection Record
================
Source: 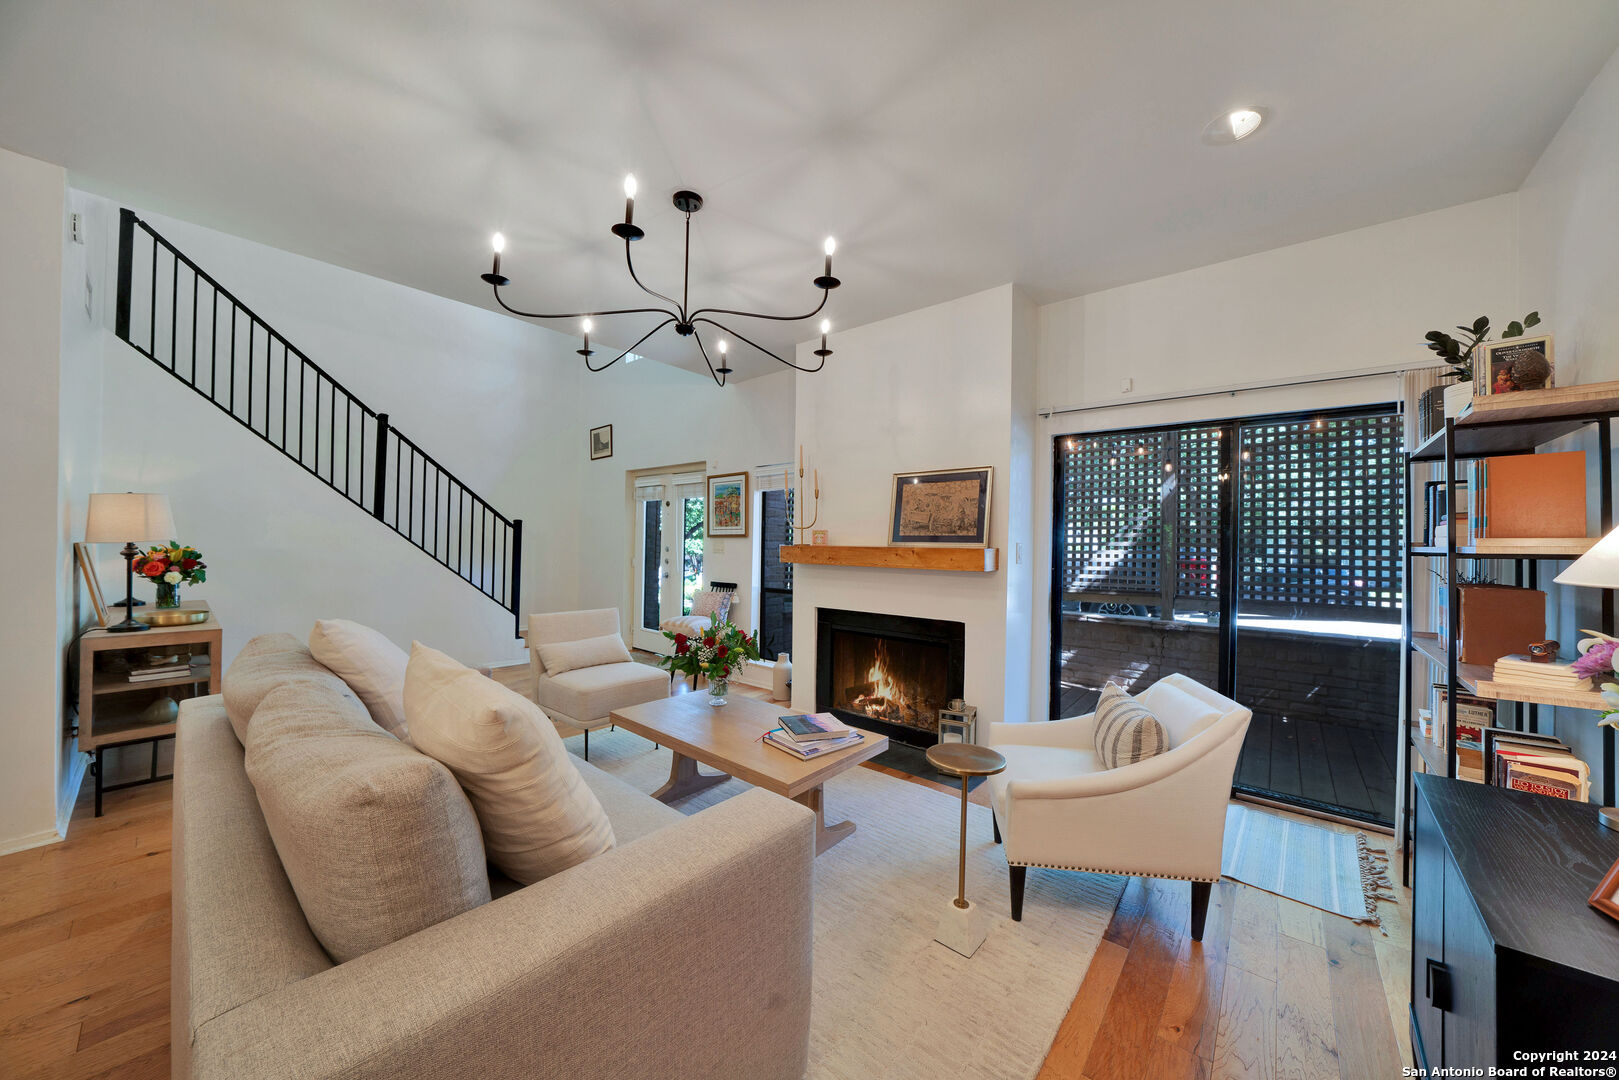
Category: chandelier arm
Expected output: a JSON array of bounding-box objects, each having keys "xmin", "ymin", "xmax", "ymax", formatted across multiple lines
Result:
[
  {"xmin": 692, "ymin": 328, "xmax": 728, "ymax": 389},
  {"xmin": 621, "ymin": 239, "xmax": 683, "ymax": 313},
  {"xmin": 583, "ymin": 318, "xmax": 677, "ymax": 373},
  {"xmin": 490, "ymin": 283, "xmax": 674, "ymax": 322},
  {"xmin": 693, "ymin": 317, "xmax": 826, "ymax": 373},
  {"xmin": 687, "ymin": 287, "xmax": 829, "ymax": 325}
]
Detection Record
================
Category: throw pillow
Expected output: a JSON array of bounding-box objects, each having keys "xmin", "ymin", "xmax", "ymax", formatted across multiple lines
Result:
[
  {"xmin": 1135, "ymin": 680, "xmax": 1224, "ymax": 748},
  {"xmin": 222, "ymin": 633, "xmax": 349, "ymax": 746},
  {"xmin": 308, "ymin": 618, "xmax": 411, "ymax": 741},
  {"xmin": 1092, "ymin": 683, "xmax": 1170, "ymax": 770},
  {"xmin": 690, "ymin": 589, "xmax": 732, "ymax": 620},
  {"xmin": 244, "ymin": 679, "xmax": 490, "ymax": 963},
  {"xmin": 535, "ymin": 632, "xmax": 634, "ymax": 676},
  {"xmin": 405, "ymin": 641, "xmax": 616, "ymax": 885}
]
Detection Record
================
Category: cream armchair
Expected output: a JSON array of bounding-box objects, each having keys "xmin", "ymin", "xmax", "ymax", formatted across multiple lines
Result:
[
  {"xmin": 524, "ymin": 608, "xmax": 667, "ymax": 759},
  {"xmin": 987, "ymin": 674, "xmax": 1251, "ymax": 940}
]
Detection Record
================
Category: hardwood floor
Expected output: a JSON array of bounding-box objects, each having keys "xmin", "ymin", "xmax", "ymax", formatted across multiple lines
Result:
[{"xmin": 0, "ymin": 662, "xmax": 1412, "ymax": 1080}]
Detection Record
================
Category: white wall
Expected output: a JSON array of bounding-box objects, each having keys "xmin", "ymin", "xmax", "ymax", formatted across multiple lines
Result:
[
  {"xmin": 789, "ymin": 284, "xmax": 1025, "ymax": 730},
  {"xmin": 89, "ymin": 197, "xmax": 587, "ymax": 671},
  {"xmin": 0, "ymin": 146, "xmax": 68, "ymax": 854},
  {"xmin": 1517, "ymin": 42, "xmax": 1619, "ymax": 794},
  {"xmin": 572, "ymin": 362, "xmax": 795, "ymax": 637},
  {"xmin": 1027, "ymin": 195, "xmax": 1523, "ymax": 723}
]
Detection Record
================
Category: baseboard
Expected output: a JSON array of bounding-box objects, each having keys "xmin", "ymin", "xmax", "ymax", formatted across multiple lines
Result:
[
  {"xmin": 0, "ymin": 826, "xmax": 65, "ymax": 858},
  {"xmin": 57, "ymin": 749, "xmax": 90, "ymax": 836}
]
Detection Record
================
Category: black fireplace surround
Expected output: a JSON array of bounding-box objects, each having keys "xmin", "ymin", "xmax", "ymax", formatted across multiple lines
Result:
[{"xmin": 815, "ymin": 607, "xmax": 966, "ymax": 748}]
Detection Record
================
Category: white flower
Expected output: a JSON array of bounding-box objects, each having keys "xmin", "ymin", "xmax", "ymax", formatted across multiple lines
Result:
[{"xmin": 163, "ymin": 570, "xmax": 182, "ymax": 584}]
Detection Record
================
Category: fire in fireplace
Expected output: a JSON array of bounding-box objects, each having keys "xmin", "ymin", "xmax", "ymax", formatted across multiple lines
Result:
[{"xmin": 816, "ymin": 608, "xmax": 965, "ymax": 748}]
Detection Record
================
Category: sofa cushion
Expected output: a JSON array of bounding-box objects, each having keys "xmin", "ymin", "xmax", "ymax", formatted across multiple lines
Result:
[
  {"xmin": 406, "ymin": 642, "xmax": 616, "ymax": 886},
  {"xmin": 539, "ymin": 661, "xmax": 669, "ymax": 725},
  {"xmin": 535, "ymin": 632, "xmax": 634, "ymax": 677},
  {"xmin": 573, "ymin": 755, "xmax": 684, "ymax": 845},
  {"xmin": 308, "ymin": 618, "xmax": 411, "ymax": 741},
  {"xmin": 1093, "ymin": 683, "xmax": 1170, "ymax": 769},
  {"xmin": 1135, "ymin": 680, "xmax": 1224, "ymax": 748},
  {"xmin": 244, "ymin": 679, "xmax": 490, "ymax": 963},
  {"xmin": 222, "ymin": 633, "xmax": 346, "ymax": 745}
]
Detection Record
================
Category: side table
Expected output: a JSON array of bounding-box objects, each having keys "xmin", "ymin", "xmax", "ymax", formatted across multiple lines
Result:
[
  {"xmin": 77, "ymin": 601, "xmax": 222, "ymax": 815},
  {"xmin": 926, "ymin": 742, "xmax": 1007, "ymax": 958}
]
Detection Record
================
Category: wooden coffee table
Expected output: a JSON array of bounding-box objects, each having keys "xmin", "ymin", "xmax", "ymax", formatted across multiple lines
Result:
[{"xmin": 609, "ymin": 693, "xmax": 888, "ymax": 854}]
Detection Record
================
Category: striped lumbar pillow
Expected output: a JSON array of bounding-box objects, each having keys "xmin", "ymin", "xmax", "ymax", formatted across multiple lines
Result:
[{"xmin": 1092, "ymin": 683, "xmax": 1170, "ymax": 769}]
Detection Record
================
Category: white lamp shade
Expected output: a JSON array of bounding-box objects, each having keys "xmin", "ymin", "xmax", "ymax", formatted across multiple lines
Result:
[
  {"xmin": 1555, "ymin": 525, "xmax": 1619, "ymax": 588},
  {"xmin": 84, "ymin": 492, "xmax": 176, "ymax": 544}
]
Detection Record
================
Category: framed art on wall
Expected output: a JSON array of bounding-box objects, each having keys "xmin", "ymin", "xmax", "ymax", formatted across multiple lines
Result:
[
  {"xmin": 589, "ymin": 424, "xmax": 613, "ymax": 460},
  {"xmin": 74, "ymin": 541, "xmax": 109, "ymax": 627},
  {"xmin": 888, "ymin": 466, "xmax": 993, "ymax": 547},
  {"xmin": 706, "ymin": 472, "xmax": 749, "ymax": 537}
]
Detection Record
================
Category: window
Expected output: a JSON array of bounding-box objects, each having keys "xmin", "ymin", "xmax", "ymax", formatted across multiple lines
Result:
[{"xmin": 758, "ymin": 487, "xmax": 794, "ymax": 660}]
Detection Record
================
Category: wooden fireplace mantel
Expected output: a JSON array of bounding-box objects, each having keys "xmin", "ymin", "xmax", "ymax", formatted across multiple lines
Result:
[{"xmin": 779, "ymin": 545, "xmax": 999, "ymax": 573}]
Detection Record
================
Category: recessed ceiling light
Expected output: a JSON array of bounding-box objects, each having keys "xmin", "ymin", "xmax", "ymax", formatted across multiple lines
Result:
[{"xmin": 1202, "ymin": 106, "xmax": 1268, "ymax": 145}]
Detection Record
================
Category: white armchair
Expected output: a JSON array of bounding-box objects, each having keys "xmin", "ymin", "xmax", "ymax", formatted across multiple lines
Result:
[
  {"xmin": 523, "ymin": 608, "xmax": 668, "ymax": 760},
  {"xmin": 987, "ymin": 674, "xmax": 1251, "ymax": 940}
]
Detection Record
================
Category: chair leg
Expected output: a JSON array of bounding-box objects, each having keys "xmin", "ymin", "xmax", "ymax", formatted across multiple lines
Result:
[
  {"xmin": 1190, "ymin": 880, "xmax": 1212, "ymax": 942},
  {"xmin": 583, "ymin": 728, "xmax": 589, "ymax": 761},
  {"xmin": 1010, "ymin": 865, "xmax": 1026, "ymax": 922},
  {"xmin": 992, "ymin": 811, "xmax": 1001, "ymax": 845}
]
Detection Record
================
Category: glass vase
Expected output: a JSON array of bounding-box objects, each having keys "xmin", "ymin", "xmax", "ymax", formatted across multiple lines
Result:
[
  {"xmin": 155, "ymin": 581, "xmax": 182, "ymax": 609},
  {"xmin": 707, "ymin": 677, "xmax": 729, "ymax": 707}
]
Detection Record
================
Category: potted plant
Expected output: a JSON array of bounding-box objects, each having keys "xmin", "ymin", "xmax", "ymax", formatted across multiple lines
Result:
[
  {"xmin": 133, "ymin": 542, "xmax": 207, "ymax": 608},
  {"xmin": 659, "ymin": 615, "xmax": 761, "ymax": 707},
  {"xmin": 1419, "ymin": 312, "xmax": 1541, "ymax": 436}
]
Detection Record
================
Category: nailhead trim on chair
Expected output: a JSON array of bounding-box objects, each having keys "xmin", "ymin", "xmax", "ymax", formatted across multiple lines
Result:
[{"xmin": 1008, "ymin": 860, "xmax": 1217, "ymax": 883}]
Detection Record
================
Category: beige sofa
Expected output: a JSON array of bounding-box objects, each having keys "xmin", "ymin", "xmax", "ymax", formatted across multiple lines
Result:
[{"xmin": 173, "ymin": 639, "xmax": 815, "ymax": 1080}]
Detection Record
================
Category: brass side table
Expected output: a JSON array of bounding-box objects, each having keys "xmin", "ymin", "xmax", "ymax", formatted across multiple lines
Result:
[{"xmin": 927, "ymin": 742, "xmax": 1006, "ymax": 957}]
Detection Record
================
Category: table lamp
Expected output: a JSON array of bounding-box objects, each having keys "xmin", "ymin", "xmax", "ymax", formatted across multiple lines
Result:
[
  {"xmin": 1555, "ymin": 527, "xmax": 1619, "ymax": 830},
  {"xmin": 85, "ymin": 492, "xmax": 176, "ymax": 633}
]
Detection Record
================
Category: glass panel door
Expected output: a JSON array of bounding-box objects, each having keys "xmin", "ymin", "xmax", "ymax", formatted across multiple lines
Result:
[
  {"xmin": 675, "ymin": 482, "xmax": 706, "ymax": 617},
  {"xmin": 631, "ymin": 493, "xmax": 667, "ymax": 652}
]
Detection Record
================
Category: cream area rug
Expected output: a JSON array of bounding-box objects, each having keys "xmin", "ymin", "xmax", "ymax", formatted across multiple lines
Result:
[
  {"xmin": 579, "ymin": 728, "xmax": 1126, "ymax": 1080},
  {"xmin": 1220, "ymin": 803, "xmax": 1393, "ymax": 926}
]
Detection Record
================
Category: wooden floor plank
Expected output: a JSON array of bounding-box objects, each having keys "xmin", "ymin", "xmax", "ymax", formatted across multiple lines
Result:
[
  {"xmin": 1274, "ymin": 897, "xmax": 1325, "ymax": 949},
  {"xmin": 1275, "ymin": 934, "xmax": 1338, "ymax": 1080},
  {"xmin": 1224, "ymin": 883, "xmax": 1279, "ymax": 981},
  {"xmin": 1323, "ymin": 917, "xmax": 1402, "ymax": 1080},
  {"xmin": 1036, "ymin": 940, "xmax": 1129, "ymax": 1080},
  {"xmin": 1102, "ymin": 876, "xmax": 1153, "ymax": 950},
  {"xmin": 1084, "ymin": 879, "xmax": 1192, "ymax": 1080},
  {"xmin": 1212, "ymin": 963, "xmax": 1276, "ymax": 1080},
  {"xmin": 1157, "ymin": 880, "xmax": 1234, "ymax": 1062}
]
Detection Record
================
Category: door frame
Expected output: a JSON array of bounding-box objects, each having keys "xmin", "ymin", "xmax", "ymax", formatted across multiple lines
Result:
[{"xmin": 628, "ymin": 465, "xmax": 707, "ymax": 654}]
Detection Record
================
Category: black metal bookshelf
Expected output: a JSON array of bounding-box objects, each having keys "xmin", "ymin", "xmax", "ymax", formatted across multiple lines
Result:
[{"xmin": 1401, "ymin": 385, "xmax": 1619, "ymax": 884}]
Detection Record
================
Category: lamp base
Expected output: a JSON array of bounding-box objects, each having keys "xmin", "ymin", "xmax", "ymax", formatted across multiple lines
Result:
[
  {"xmin": 105, "ymin": 616, "xmax": 150, "ymax": 634},
  {"xmin": 934, "ymin": 897, "xmax": 988, "ymax": 958},
  {"xmin": 1600, "ymin": 807, "xmax": 1619, "ymax": 831}
]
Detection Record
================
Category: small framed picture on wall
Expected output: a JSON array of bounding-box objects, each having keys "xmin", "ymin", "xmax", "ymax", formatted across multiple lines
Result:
[
  {"xmin": 589, "ymin": 424, "xmax": 613, "ymax": 460},
  {"xmin": 706, "ymin": 472, "xmax": 749, "ymax": 537}
]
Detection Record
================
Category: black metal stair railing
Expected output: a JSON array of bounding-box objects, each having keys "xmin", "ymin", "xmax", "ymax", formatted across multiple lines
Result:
[{"xmin": 113, "ymin": 208, "xmax": 522, "ymax": 637}]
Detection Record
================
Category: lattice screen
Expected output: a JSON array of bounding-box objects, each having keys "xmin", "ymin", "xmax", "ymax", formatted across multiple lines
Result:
[
  {"xmin": 1056, "ymin": 431, "xmax": 1170, "ymax": 599},
  {"xmin": 1057, "ymin": 411, "xmax": 1402, "ymax": 620},
  {"xmin": 1237, "ymin": 413, "xmax": 1403, "ymax": 620}
]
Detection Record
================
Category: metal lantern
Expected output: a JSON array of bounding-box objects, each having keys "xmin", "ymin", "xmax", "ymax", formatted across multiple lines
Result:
[{"xmin": 936, "ymin": 700, "xmax": 978, "ymax": 745}]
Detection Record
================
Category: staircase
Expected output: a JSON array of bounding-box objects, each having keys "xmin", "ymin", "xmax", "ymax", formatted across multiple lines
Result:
[{"xmin": 113, "ymin": 209, "xmax": 523, "ymax": 638}]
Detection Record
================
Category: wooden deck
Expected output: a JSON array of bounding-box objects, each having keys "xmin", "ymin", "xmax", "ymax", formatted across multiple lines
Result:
[{"xmin": 1235, "ymin": 712, "xmax": 1396, "ymax": 825}]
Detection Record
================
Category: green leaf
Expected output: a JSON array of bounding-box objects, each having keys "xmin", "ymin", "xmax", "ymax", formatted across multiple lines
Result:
[
  {"xmin": 1504, "ymin": 321, "xmax": 1523, "ymax": 338},
  {"xmin": 1472, "ymin": 316, "xmax": 1490, "ymax": 334},
  {"xmin": 1524, "ymin": 311, "xmax": 1541, "ymax": 328}
]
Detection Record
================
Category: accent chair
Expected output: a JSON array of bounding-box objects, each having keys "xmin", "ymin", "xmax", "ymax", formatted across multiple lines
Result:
[{"xmin": 523, "ymin": 608, "xmax": 667, "ymax": 759}]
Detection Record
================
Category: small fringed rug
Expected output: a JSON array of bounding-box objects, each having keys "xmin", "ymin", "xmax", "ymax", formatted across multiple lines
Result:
[{"xmin": 1220, "ymin": 803, "xmax": 1395, "ymax": 928}]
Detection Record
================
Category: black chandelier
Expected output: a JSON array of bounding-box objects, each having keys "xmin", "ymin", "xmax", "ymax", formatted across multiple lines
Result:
[{"xmin": 481, "ymin": 175, "xmax": 837, "ymax": 387}]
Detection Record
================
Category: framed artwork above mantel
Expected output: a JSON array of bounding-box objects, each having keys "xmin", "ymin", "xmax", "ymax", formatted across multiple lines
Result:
[{"xmin": 888, "ymin": 466, "xmax": 993, "ymax": 547}]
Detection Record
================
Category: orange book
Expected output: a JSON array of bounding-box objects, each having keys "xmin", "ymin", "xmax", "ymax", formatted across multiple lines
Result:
[{"xmin": 1482, "ymin": 451, "xmax": 1587, "ymax": 538}]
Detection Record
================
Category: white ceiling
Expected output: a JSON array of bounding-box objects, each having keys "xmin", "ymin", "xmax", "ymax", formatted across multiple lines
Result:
[{"xmin": 4, "ymin": 1, "xmax": 1618, "ymax": 379}]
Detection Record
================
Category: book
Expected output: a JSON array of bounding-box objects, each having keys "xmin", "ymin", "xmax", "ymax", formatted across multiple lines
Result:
[
  {"xmin": 1504, "ymin": 760, "xmax": 1588, "ymax": 801},
  {"xmin": 777, "ymin": 712, "xmax": 852, "ymax": 742},
  {"xmin": 1483, "ymin": 728, "xmax": 1568, "ymax": 785},
  {"xmin": 764, "ymin": 728, "xmax": 864, "ymax": 759},
  {"xmin": 1493, "ymin": 655, "xmax": 1585, "ymax": 681},
  {"xmin": 1464, "ymin": 451, "xmax": 1585, "ymax": 540}
]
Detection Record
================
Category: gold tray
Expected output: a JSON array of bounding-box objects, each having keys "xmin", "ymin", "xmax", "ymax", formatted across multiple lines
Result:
[{"xmin": 135, "ymin": 609, "xmax": 209, "ymax": 627}]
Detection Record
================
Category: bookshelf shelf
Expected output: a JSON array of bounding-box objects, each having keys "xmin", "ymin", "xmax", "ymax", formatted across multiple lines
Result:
[
  {"xmin": 1402, "ymin": 385, "xmax": 1619, "ymax": 886},
  {"xmin": 91, "ymin": 666, "xmax": 212, "ymax": 696}
]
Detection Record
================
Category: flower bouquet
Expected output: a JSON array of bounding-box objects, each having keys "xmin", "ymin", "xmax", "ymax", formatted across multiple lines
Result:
[
  {"xmin": 658, "ymin": 614, "xmax": 761, "ymax": 707},
  {"xmin": 133, "ymin": 542, "xmax": 208, "ymax": 608},
  {"xmin": 1572, "ymin": 630, "xmax": 1619, "ymax": 729}
]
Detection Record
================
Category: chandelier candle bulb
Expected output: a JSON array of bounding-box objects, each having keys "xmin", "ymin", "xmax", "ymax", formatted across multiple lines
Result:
[
  {"xmin": 579, "ymin": 317, "xmax": 593, "ymax": 356},
  {"xmin": 622, "ymin": 174, "xmax": 637, "ymax": 225},
  {"xmin": 823, "ymin": 237, "xmax": 835, "ymax": 278}
]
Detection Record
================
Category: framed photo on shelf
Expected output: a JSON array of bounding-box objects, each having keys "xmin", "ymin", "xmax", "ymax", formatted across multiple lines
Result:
[
  {"xmin": 888, "ymin": 466, "xmax": 993, "ymax": 547},
  {"xmin": 1590, "ymin": 855, "xmax": 1619, "ymax": 925},
  {"xmin": 706, "ymin": 472, "xmax": 749, "ymax": 537},
  {"xmin": 1478, "ymin": 335, "xmax": 1554, "ymax": 397},
  {"xmin": 588, "ymin": 424, "xmax": 613, "ymax": 460},
  {"xmin": 74, "ymin": 541, "xmax": 108, "ymax": 627}
]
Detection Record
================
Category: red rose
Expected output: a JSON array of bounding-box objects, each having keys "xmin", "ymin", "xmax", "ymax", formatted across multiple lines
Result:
[
  {"xmin": 181, "ymin": 558, "xmax": 199, "ymax": 571},
  {"xmin": 675, "ymin": 641, "xmax": 689, "ymax": 655},
  {"xmin": 141, "ymin": 559, "xmax": 168, "ymax": 578},
  {"xmin": 703, "ymin": 637, "xmax": 715, "ymax": 647},
  {"xmin": 715, "ymin": 645, "xmax": 729, "ymax": 659},
  {"xmin": 673, "ymin": 633, "xmax": 687, "ymax": 645}
]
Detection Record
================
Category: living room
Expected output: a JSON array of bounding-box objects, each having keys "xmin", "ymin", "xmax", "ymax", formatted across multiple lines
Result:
[{"xmin": 6, "ymin": 3, "xmax": 1619, "ymax": 1077}]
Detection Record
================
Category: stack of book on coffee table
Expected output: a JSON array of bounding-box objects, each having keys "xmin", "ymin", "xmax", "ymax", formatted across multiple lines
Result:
[{"xmin": 765, "ymin": 712, "xmax": 865, "ymax": 759}]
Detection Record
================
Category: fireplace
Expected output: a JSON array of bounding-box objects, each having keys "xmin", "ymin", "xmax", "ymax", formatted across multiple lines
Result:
[{"xmin": 816, "ymin": 608, "xmax": 966, "ymax": 748}]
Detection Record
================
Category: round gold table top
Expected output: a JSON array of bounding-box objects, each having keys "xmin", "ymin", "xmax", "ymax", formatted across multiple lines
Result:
[{"xmin": 926, "ymin": 742, "xmax": 1007, "ymax": 777}]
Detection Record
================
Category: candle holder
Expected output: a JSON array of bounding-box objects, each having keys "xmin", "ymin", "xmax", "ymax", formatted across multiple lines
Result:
[{"xmin": 792, "ymin": 444, "xmax": 820, "ymax": 544}]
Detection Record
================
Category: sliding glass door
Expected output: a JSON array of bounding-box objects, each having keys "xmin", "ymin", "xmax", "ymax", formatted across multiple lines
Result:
[
  {"xmin": 1051, "ymin": 406, "xmax": 1403, "ymax": 824},
  {"xmin": 631, "ymin": 475, "xmax": 705, "ymax": 653}
]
